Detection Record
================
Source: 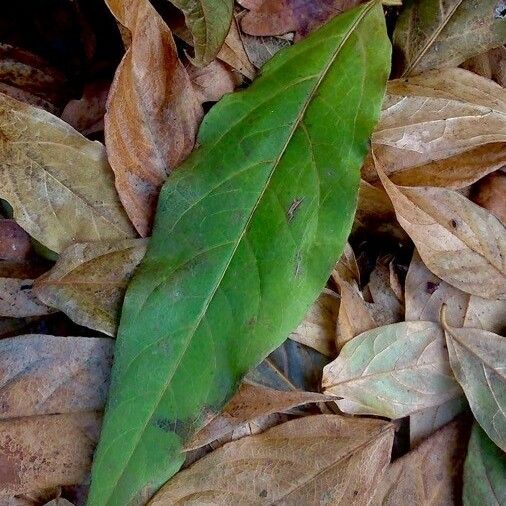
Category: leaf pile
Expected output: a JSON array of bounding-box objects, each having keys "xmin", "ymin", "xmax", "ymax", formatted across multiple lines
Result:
[{"xmin": 0, "ymin": 0, "xmax": 505, "ymax": 505}]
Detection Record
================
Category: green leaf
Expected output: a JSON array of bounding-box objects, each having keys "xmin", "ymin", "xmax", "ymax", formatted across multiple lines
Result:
[
  {"xmin": 463, "ymin": 423, "xmax": 506, "ymax": 506},
  {"xmin": 87, "ymin": 3, "xmax": 391, "ymax": 504},
  {"xmin": 443, "ymin": 318, "xmax": 506, "ymax": 452},
  {"xmin": 168, "ymin": 0, "xmax": 234, "ymax": 66},
  {"xmin": 393, "ymin": 0, "xmax": 506, "ymax": 77},
  {"xmin": 322, "ymin": 321, "xmax": 462, "ymax": 418}
]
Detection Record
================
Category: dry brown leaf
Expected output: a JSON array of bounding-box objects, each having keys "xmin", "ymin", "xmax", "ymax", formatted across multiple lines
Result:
[
  {"xmin": 60, "ymin": 81, "xmax": 110, "ymax": 136},
  {"xmin": 239, "ymin": 32, "xmax": 291, "ymax": 68},
  {"xmin": 187, "ymin": 383, "xmax": 331, "ymax": 450},
  {"xmin": 33, "ymin": 239, "xmax": 147, "ymax": 336},
  {"xmin": 0, "ymin": 277, "xmax": 53, "ymax": 318},
  {"xmin": 44, "ymin": 500, "xmax": 74, "ymax": 506},
  {"xmin": 462, "ymin": 46, "xmax": 506, "ymax": 88},
  {"xmin": 0, "ymin": 334, "xmax": 112, "ymax": 419},
  {"xmin": 239, "ymin": 0, "xmax": 363, "ymax": 39},
  {"xmin": 472, "ymin": 171, "xmax": 506, "ymax": 224},
  {"xmin": 151, "ymin": 415, "xmax": 394, "ymax": 505},
  {"xmin": 104, "ymin": 0, "xmax": 203, "ymax": 236},
  {"xmin": 0, "ymin": 93, "xmax": 136, "ymax": 254},
  {"xmin": 377, "ymin": 166, "xmax": 506, "ymax": 300},
  {"xmin": 0, "ymin": 412, "xmax": 101, "ymax": 499},
  {"xmin": 370, "ymin": 418, "xmax": 470, "ymax": 505},
  {"xmin": 363, "ymin": 69, "xmax": 506, "ymax": 184},
  {"xmin": 332, "ymin": 242, "xmax": 360, "ymax": 285},
  {"xmin": 0, "ymin": 220, "xmax": 32, "ymax": 261},
  {"xmin": 289, "ymin": 288, "xmax": 339, "ymax": 356}
]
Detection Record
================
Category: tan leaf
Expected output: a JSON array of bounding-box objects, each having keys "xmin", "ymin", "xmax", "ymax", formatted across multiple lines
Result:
[
  {"xmin": 289, "ymin": 288, "xmax": 339, "ymax": 356},
  {"xmin": 33, "ymin": 239, "xmax": 147, "ymax": 336},
  {"xmin": 43, "ymin": 500, "xmax": 74, "ymax": 506},
  {"xmin": 0, "ymin": 220, "xmax": 32, "ymax": 261},
  {"xmin": 0, "ymin": 93, "xmax": 136, "ymax": 254},
  {"xmin": 472, "ymin": 171, "xmax": 506, "ymax": 225},
  {"xmin": 187, "ymin": 383, "xmax": 331, "ymax": 450},
  {"xmin": 0, "ymin": 412, "xmax": 101, "ymax": 499},
  {"xmin": 151, "ymin": 415, "xmax": 394, "ymax": 505},
  {"xmin": 370, "ymin": 418, "xmax": 470, "ymax": 505},
  {"xmin": 363, "ymin": 69, "xmax": 506, "ymax": 183},
  {"xmin": 239, "ymin": 32, "xmax": 291, "ymax": 68},
  {"xmin": 322, "ymin": 321, "xmax": 462, "ymax": 418},
  {"xmin": 332, "ymin": 242, "xmax": 360, "ymax": 284},
  {"xmin": 443, "ymin": 314, "xmax": 506, "ymax": 452},
  {"xmin": 462, "ymin": 46, "xmax": 506, "ymax": 88},
  {"xmin": 0, "ymin": 277, "xmax": 53, "ymax": 318},
  {"xmin": 104, "ymin": 0, "xmax": 203, "ymax": 236},
  {"xmin": 377, "ymin": 166, "xmax": 506, "ymax": 300},
  {"xmin": 0, "ymin": 334, "xmax": 112, "ymax": 419}
]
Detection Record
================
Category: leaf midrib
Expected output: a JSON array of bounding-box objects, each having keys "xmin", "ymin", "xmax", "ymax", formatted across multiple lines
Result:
[{"xmin": 101, "ymin": 3, "xmax": 375, "ymax": 502}]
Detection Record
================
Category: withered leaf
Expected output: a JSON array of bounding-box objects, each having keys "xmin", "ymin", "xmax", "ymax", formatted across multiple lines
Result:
[
  {"xmin": 0, "ymin": 277, "xmax": 53, "ymax": 318},
  {"xmin": 443, "ymin": 316, "xmax": 506, "ymax": 452},
  {"xmin": 151, "ymin": 415, "xmax": 394, "ymax": 505},
  {"xmin": 0, "ymin": 412, "xmax": 101, "ymax": 500},
  {"xmin": 104, "ymin": 0, "xmax": 203, "ymax": 236},
  {"xmin": 33, "ymin": 239, "xmax": 147, "ymax": 336},
  {"xmin": 393, "ymin": 0, "xmax": 506, "ymax": 77},
  {"xmin": 187, "ymin": 383, "xmax": 331, "ymax": 450},
  {"xmin": 0, "ymin": 335, "xmax": 112, "ymax": 419},
  {"xmin": 370, "ymin": 417, "xmax": 470, "ymax": 505},
  {"xmin": 462, "ymin": 46, "xmax": 506, "ymax": 88},
  {"xmin": 363, "ymin": 69, "xmax": 506, "ymax": 184},
  {"xmin": 240, "ymin": 32, "xmax": 291, "ymax": 68},
  {"xmin": 0, "ymin": 220, "xmax": 32, "ymax": 261},
  {"xmin": 322, "ymin": 321, "xmax": 462, "ymax": 419},
  {"xmin": 472, "ymin": 171, "xmax": 506, "ymax": 225},
  {"xmin": 378, "ymin": 167, "xmax": 506, "ymax": 300},
  {"xmin": 0, "ymin": 93, "xmax": 136, "ymax": 254}
]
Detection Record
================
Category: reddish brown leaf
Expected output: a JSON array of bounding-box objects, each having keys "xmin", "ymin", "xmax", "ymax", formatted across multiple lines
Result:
[
  {"xmin": 104, "ymin": 0, "xmax": 203, "ymax": 236},
  {"xmin": 472, "ymin": 171, "xmax": 506, "ymax": 225}
]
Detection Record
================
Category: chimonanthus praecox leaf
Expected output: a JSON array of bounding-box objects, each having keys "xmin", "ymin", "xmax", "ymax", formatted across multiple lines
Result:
[{"xmin": 87, "ymin": 2, "xmax": 391, "ymax": 504}]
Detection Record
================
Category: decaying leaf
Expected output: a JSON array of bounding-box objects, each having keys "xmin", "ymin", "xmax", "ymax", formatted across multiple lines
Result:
[
  {"xmin": 443, "ymin": 313, "xmax": 506, "ymax": 452},
  {"xmin": 377, "ymin": 166, "xmax": 506, "ymax": 300},
  {"xmin": 370, "ymin": 417, "xmax": 470, "ymax": 505},
  {"xmin": 33, "ymin": 239, "xmax": 147, "ymax": 336},
  {"xmin": 0, "ymin": 93, "xmax": 136, "ymax": 254},
  {"xmin": 0, "ymin": 412, "xmax": 101, "ymax": 500},
  {"xmin": 187, "ymin": 383, "xmax": 331, "ymax": 450},
  {"xmin": 363, "ymin": 69, "xmax": 506, "ymax": 183},
  {"xmin": 240, "ymin": 32, "xmax": 291, "ymax": 68},
  {"xmin": 0, "ymin": 276, "xmax": 53, "ymax": 318},
  {"xmin": 393, "ymin": 0, "xmax": 506, "ymax": 76},
  {"xmin": 332, "ymin": 242, "xmax": 360, "ymax": 285},
  {"xmin": 151, "ymin": 415, "xmax": 394, "ymax": 505},
  {"xmin": 472, "ymin": 171, "xmax": 506, "ymax": 224},
  {"xmin": 0, "ymin": 335, "xmax": 112, "ymax": 418},
  {"xmin": 463, "ymin": 423, "xmax": 506, "ymax": 506},
  {"xmin": 168, "ymin": 0, "xmax": 233, "ymax": 65},
  {"xmin": 462, "ymin": 46, "xmax": 506, "ymax": 87},
  {"xmin": 104, "ymin": 0, "xmax": 203, "ymax": 236},
  {"xmin": 323, "ymin": 321, "xmax": 462, "ymax": 418},
  {"xmin": 0, "ymin": 220, "xmax": 32, "ymax": 261},
  {"xmin": 289, "ymin": 288, "xmax": 339, "ymax": 356},
  {"xmin": 239, "ymin": 0, "xmax": 363, "ymax": 39}
]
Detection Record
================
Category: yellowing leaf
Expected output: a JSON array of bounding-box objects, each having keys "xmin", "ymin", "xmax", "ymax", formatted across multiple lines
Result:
[
  {"xmin": 105, "ymin": 0, "xmax": 203, "ymax": 236},
  {"xmin": 0, "ymin": 93, "xmax": 136, "ymax": 253},
  {"xmin": 151, "ymin": 415, "xmax": 394, "ymax": 505},
  {"xmin": 377, "ymin": 167, "xmax": 506, "ymax": 300},
  {"xmin": 0, "ymin": 335, "xmax": 113, "ymax": 419},
  {"xmin": 187, "ymin": 383, "xmax": 331, "ymax": 450},
  {"xmin": 33, "ymin": 239, "xmax": 147, "ymax": 336},
  {"xmin": 443, "ymin": 316, "xmax": 506, "ymax": 452},
  {"xmin": 363, "ymin": 69, "xmax": 506, "ymax": 184},
  {"xmin": 370, "ymin": 417, "xmax": 470, "ymax": 505},
  {"xmin": 322, "ymin": 321, "xmax": 462, "ymax": 418}
]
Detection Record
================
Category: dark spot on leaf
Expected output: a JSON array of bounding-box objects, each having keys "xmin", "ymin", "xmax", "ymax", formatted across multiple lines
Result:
[
  {"xmin": 259, "ymin": 489, "xmax": 268, "ymax": 497},
  {"xmin": 353, "ymin": 490, "xmax": 358, "ymax": 496},
  {"xmin": 247, "ymin": 316, "xmax": 257, "ymax": 327},
  {"xmin": 426, "ymin": 281, "xmax": 439, "ymax": 294},
  {"xmin": 155, "ymin": 418, "xmax": 173, "ymax": 433},
  {"xmin": 19, "ymin": 284, "xmax": 32, "ymax": 290},
  {"xmin": 287, "ymin": 197, "xmax": 304, "ymax": 222},
  {"xmin": 450, "ymin": 219, "xmax": 458, "ymax": 228}
]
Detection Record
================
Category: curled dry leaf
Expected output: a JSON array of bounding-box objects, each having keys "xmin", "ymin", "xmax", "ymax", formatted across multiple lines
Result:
[
  {"xmin": 363, "ymin": 69, "xmax": 506, "ymax": 184},
  {"xmin": 33, "ymin": 239, "xmax": 147, "ymax": 336},
  {"xmin": 393, "ymin": 0, "xmax": 506, "ymax": 77},
  {"xmin": 377, "ymin": 166, "xmax": 506, "ymax": 300},
  {"xmin": 322, "ymin": 321, "xmax": 462, "ymax": 419},
  {"xmin": 370, "ymin": 417, "xmax": 470, "ymax": 505},
  {"xmin": 0, "ymin": 412, "xmax": 101, "ymax": 500},
  {"xmin": 187, "ymin": 383, "xmax": 331, "ymax": 450},
  {"xmin": 463, "ymin": 423, "xmax": 506, "ymax": 506},
  {"xmin": 104, "ymin": 0, "xmax": 203, "ymax": 236},
  {"xmin": 462, "ymin": 46, "xmax": 506, "ymax": 88},
  {"xmin": 443, "ymin": 313, "xmax": 506, "ymax": 452},
  {"xmin": 239, "ymin": 0, "xmax": 363, "ymax": 39},
  {"xmin": 0, "ymin": 220, "xmax": 32, "ymax": 261},
  {"xmin": 0, "ymin": 334, "xmax": 113, "ymax": 419},
  {"xmin": 289, "ymin": 288, "xmax": 339, "ymax": 356},
  {"xmin": 472, "ymin": 171, "xmax": 506, "ymax": 224},
  {"xmin": 332, "ymin": 242, "xmax": 360, "ymax": 284},
  {"xmin": 0, "ymin": 93, "xmax": 136, "ymax": 254},
  {"xmin": 151, "ymin": 415, "xmax": 394, "ymax": 505}
]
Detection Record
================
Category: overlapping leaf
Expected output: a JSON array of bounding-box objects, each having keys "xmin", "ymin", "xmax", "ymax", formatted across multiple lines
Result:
[{"xmin": 87, "ymin": 4, "xmax": 391, "ymax": 503}]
